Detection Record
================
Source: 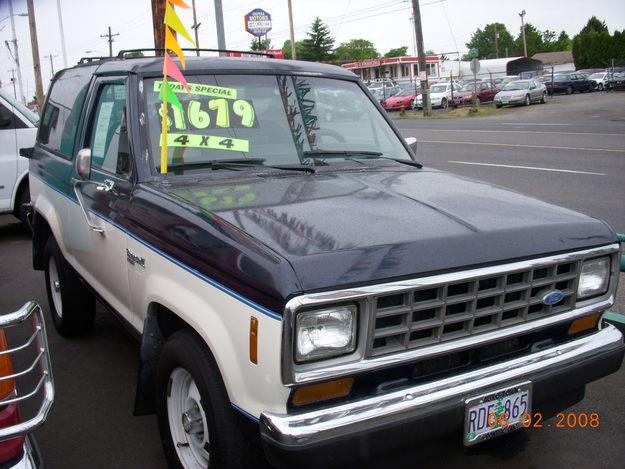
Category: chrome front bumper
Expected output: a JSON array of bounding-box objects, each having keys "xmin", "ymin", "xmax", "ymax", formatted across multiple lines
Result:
[{"xmin": 261, "ymin": 325, "xmax": 624, "ymax": 448}]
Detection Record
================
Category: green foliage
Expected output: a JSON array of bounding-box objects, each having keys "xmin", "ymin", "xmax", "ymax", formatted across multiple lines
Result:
[
  {"xmin": 300, "ymin": 17, "xmax": 335, "ymax": 61},
  {"xmin": 334, "ymin": 39, "xmax": 378, "ymax": 61},
  {"xmin": 250, "ymin": 37, "xmax": 272, "ymax": 51},
  {"xmin": 384, "ymin": 46, "xmax": 409, "ymax": 58},
  {"xmin": 572, "ymin": 17, "xmax": 624, "ymax": 68},
  {"xmin": 556, "ymin": 31, "xmax": 572, "ymax": 50},
  {"xmin": 516, "ymin": 23, "xmax": 545, "ymax": 56},
  {"xmin": 282, "ymin": 39, "xmax": 306, "ymax": 60},
  {"xmin": 465, "ymin": 23, "xmax": 517, "ymax": 59}
]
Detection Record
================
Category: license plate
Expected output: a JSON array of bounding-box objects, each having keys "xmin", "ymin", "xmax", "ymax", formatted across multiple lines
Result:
[
  {"xmin": 464, "ymin": 382, "xmax": 531, "ymax": 446},
  {"xmin": 501, "ymin": 98, "xmax": 509, "ymax": 103}
]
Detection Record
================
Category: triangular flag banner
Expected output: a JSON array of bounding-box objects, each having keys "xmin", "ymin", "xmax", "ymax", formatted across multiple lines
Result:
[
  {"xmin": 165, "ymin": 27, "xmax": 185, "ymax": 68},
  {"xmin": 164, "ymin": 53, "xmax": 190, "ymax": 93},
  {"xmin": 168, "ymin": 0, "xmax": 190, "ymax": 8},
  {"xmin": 165, "ymin": 2, "xmax": 195, "ymax": 45},
  {"xmin": 159, "ymin": 80, "xmax": 183, "ymax": 114}
]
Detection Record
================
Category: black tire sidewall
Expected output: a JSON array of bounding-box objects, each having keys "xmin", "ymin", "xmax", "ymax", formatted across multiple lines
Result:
[
  {"xmin": 156, "ymin": 330, "xmax": 258, "ymax": 469},
  {"xmin": 525, "ymin": 95, "xmax": 531, "ymax": 106}
]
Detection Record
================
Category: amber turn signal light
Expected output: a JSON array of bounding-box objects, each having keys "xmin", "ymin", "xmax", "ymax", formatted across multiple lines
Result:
[
  {"xmin": 292, "ymin": 377, "xmax": 354, "ymax": 406},
  {"xmin": 0, "ymin": 330, "xmax": 16, "ymax": 400},
  {"xmin": 568, "ymin": 313, "xmax": 601, "ymax": 336}
]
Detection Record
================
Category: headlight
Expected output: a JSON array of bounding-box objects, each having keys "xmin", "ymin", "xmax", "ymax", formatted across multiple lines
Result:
[
  {"xmin": 577, "ymin": 257, "xmax": 610, "ymax": 299},
  {"xmin": 295, "ymin": 305, "xmax": 357, "ymax": 362}
]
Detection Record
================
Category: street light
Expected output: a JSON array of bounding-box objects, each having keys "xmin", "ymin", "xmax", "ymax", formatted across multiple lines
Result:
[{"xmin": 519, "ymin": 10, "xmax": 528, "ymax": 57}]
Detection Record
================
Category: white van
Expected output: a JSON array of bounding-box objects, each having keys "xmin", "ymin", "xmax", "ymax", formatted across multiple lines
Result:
[{"xmin": 0, "ymin": 90, "xmax": 38, "ymax": 226}]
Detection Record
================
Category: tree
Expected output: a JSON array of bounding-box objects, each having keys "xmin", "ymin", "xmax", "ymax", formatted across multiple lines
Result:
[
  {"xmin": 250, "ymin": 37, "xmax": 272, "ymax": 51},
  {"xmin": 334, "ymin": 39, "xmax": 378, "ymax": 61},
  {"xmin": 580, "ymin": 16, "xmax": 608, "ymax": 35},
  {"xmin": 465, "ymin": 23, "xmax": 516, "ymax": 59},
  {"xmin": 282, "ymin": 39, "xmax": 306, "ymax": 60},
  {"xmin": 516, "ymin": 23, "xmax": 544, "ymax": 57},
  {"xmin": 555, "ymin": 31, "xmax": 572, "ymax": 50},
  {"xmin": 384, "ymin": 46, "xmax": 408, "ymax": 58},
  {"xmin": 300, "ymin": 17, "xmax": 335, "ymax": 61}
]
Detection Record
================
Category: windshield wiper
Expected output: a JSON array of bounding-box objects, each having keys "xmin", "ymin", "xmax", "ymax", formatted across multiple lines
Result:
[
  {"xmin": 303, "ymin": 150, "xmax": 421, "ymax": 168},
  {"xmin": 163, "ymin": 158, "xmax": 315, "ymax": 173}
]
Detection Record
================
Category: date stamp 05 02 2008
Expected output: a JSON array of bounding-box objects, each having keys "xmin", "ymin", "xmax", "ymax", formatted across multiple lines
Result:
[{"xmin": 487, "ymin": 411, "xmax": 601, "ymax": 429}]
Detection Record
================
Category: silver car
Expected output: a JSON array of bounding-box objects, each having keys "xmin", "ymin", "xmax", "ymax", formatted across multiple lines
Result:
[{"xmin": 494, "ymin": 79, "xmax": 547, "ymax": 107}]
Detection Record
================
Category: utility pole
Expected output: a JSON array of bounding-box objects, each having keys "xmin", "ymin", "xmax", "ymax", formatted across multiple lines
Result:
[
  {"xmin": 8, "ymin": 69, "xmax": 17, "ymax": 100},
  {"xmin": 44, "ymin": 54, "xmax": 57, "ymax": 76},
  {"xmin": 411, "ymin": 0, "xmax": 431, "ymax": 116},
  {"xmin": 101, "ymin": 26, "xmax": 120, "ymax": 57},
  {"xmin": 7, "ymin": 0, "xmax": 25, "ymax": 104},
  {"xmin": 287, "ymin": 0, "xmax": 296, "ymax": 59},
  {"xmin": 191, "ymin": 0, "xmax": 201, "ymax": 56},
  {"xmin": 214, "ymin": 0, "xmax": 226, "ymax": 55},
  {"xmin": 519, "ymin": 10, "xmax": 527, "ymax": 57},
  {"xmin": 56, "ymin": 0, "xmax": 68, "ymax": 68},
  {"xmin": 151, "ymin": 0, "xmax": 165, "ymax": 54},
  {"xmin": 26, "ymin": 0, "xmax": 44, "ymax": 110},
  {"xmin": 494, "ymin": 23, "xmax": 499, "ymax": 59}
]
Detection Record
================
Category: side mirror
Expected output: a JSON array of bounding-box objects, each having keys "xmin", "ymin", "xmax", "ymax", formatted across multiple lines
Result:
[
  {"xmin": 76, "ymin": 148, "xmax": 92, "ymax": 180},
  {"xmin": 405, "ymin": 137, "xmax": 418, "ymax": 154}
]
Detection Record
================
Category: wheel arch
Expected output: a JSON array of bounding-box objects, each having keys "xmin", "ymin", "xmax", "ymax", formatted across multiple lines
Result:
[
  {"xmin": 11, "ymin": 171, "xmax": 29, "ymax": 217},
  {"xmin": 32, "ymin": 210, "xmax": 53, "ymax": 270}
]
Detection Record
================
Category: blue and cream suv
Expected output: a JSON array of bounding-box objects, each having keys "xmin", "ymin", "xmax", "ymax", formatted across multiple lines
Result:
[{"xmin": 24, "ymin": 52, "xmax": 623, "ymax": 468}]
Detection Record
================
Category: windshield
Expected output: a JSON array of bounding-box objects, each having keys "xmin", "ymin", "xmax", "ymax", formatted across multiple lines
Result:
[
  {"xmin": 588, "ymin": 73, "xmax": 605, "ymax": 79},
  {"xmin": 0, "ymin": 90, "xmax": 39, "ymax": 125},
  {"xmin": 553, "ymin": 74, "xmax": 569, "ymax": 80},
  {"xmin": 144, "ymin": 75, "xmax": 412, "ymax": 172},
  {"xmin": 503, "ymin": 81, "xmax": 530, "ymax": 91},
  {"xmin": 430, "ymin": 84, "xmax": 448, "ymax": 93}
]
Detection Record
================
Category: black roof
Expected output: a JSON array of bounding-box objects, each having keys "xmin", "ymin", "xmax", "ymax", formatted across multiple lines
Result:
[{"xmin": 79, "ymin": 56, "xmax": 357, "ymax": 79}]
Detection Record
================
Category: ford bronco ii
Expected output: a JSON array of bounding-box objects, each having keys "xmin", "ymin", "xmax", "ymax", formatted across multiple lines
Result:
[{"xmin": 25, "ymin": 54, "xmax": 623, "ymax": 468}]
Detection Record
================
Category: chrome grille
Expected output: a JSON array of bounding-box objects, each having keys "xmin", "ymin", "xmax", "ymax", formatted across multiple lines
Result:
[{"xmin": 369, "ymin": 259, "xmax": 579, "ymax": 357}]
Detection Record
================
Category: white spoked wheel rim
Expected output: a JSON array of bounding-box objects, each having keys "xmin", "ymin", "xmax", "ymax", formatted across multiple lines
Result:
[
  {"xmin": 48, "ymin": 257, "xmax": 62, "ymax": 318},
  {"xmin": 167, "ymin": 367, "xmax": 210, "ymax": 469}
]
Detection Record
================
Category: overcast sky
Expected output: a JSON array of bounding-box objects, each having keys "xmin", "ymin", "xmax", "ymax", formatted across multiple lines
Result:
[{"xmin": 0, "ymin": 0, "xmax": 624, "ymax": 101}]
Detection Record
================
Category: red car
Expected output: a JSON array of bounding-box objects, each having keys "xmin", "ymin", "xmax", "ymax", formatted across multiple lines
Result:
[
  {"xmin": 452, "ymin": 81, "xmax": 498, "ymax": 106},
  {"xmin": 382, "ymin": 88, "xmax": 418, "ymax": 110}
]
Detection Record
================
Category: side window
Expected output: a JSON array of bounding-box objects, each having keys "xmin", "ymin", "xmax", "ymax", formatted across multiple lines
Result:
[
  {"xmin": 38, "ymin": 67, "xmax": 94, "ymax": 158},
  {"xmin": 88, "ymin": 84, "xmax": 130, "ymax": 178},
  {"xmin": 0, "ymin": 102, "xmax": 15, "ymax": 129}
]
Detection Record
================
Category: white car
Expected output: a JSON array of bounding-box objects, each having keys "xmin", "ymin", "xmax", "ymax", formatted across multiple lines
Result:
[
  {"xmin": 494, "ymin": 79, "xmax": 547, "ymax": 107},
  {"xmin": 588, "ymin": 72, "xmax": 608, "ymax": 91},
  {"xmin": 0, "ymin": 91, "xmax": 38, "ymax": 227},
  {"xmin": 414, "ymin": 82, "xmax": 462, "ymax": 109}
]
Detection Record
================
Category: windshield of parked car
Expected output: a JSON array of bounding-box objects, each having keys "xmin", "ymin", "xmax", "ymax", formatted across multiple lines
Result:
[
  {"xmin": 588, "ymin": 73, "xmax": 605, "ymax": 79},
  {"xmin": 144, "ymin": 75, "xmax": 412, "ymax": 173},
  {"xmin": 430, "ymin": 84, "xmax": 448, "ymax": 93},
  {"xmin": 503, "ymin": 81, "xmax": 530, "ymax": 91},
  {"xmin": 0, "ymin": 90, "xmax": 39, "ymax": 125},
  {"xmin": 553, "ymin": 74, "xmax": 570, "ymax": 81}
]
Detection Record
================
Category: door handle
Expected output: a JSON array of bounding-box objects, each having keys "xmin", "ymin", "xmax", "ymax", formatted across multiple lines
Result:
[
  {"xmin": 97, "ymin": 179, "xmax": 115, "ymax": 192},
  {"xmin": 72, "ymin": 179, "xmax": 105, "ymax": 235}
]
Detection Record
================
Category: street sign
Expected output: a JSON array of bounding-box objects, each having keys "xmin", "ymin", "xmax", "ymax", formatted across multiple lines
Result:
[
  {"xmin": 470, "ymin": 58, "xmax": 480, "ymax": 74},
  {"xmin": 244, "ymin": 9, "xmax": 272, "ymax": 38}
]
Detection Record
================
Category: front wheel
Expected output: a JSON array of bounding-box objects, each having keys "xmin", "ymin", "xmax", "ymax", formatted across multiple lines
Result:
[
  {"xmin": 598, "ymin": 83, "xmax": 604, "ymax": 91},
  {"xmin": 496, "ymin": 103, "xmax": 502, "ymax": 108},
  {"xmin": 441, "ymin": 98, "xmax": 448, "ymax": 109},
  {"xmin": 44, "ymin": 237, "xmax": 95, "ymax": 336},
  {"xmin": 540, "ymin": 92, "xmax": 547, "ymax": 104},
  {"xmin": 156, "ymin": 329, "xmax": 261, "ymax": 469},
  {"xmin": 566, "ymin": 85, "xmax": 573, "ymax": 95},
  {"xmin": 525, "ymin": 94, "xmax": 531, "ymax": 106}
]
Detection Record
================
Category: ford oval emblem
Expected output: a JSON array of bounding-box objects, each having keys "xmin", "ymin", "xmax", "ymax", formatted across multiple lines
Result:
[{"xmin": 542, "ymin": 290, "xmax": 565, "ymax": 305}]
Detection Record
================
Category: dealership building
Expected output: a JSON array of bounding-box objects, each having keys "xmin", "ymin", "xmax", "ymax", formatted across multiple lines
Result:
[{"xmin": 341, "ymin": 55, "xmax": 442, "ymax": 81}]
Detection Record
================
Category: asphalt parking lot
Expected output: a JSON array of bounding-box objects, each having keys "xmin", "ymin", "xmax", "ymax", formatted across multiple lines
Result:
[{"xmin": 0, "ymin": 90, "xmax": 624, "ymax": 468}]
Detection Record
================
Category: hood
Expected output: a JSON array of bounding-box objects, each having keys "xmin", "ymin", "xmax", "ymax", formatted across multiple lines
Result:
[
  {"xmin": 498, "ymin": 89, "xmax": 527, "ymax": 96},
  {"xmin": 386, "ymin": 95, "xmax": 413, "ymax": 104},
  {"xmin": 163, "ymin": 166, "xmax": 615, "ymax": 293}
]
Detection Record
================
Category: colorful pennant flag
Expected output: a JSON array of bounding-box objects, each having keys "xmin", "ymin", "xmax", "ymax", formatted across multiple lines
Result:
[{"xmin": 160, "ymin": 0, "xmax": 195, "ymax": 174}]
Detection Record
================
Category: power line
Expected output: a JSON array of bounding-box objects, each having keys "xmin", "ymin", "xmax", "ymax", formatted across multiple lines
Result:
[{"xmin": 100, "ymin": 26, "xmax": 120, "ymax": 57}]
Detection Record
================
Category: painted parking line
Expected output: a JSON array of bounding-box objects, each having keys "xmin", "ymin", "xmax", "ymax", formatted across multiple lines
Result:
[
  {"xmin": 418, "ymin": 139, "xmax": 625, "ymax": 153},
  {"xmin": 448, "ymin": 161, "xmax": 606, "ymax": 176},
  {"xmin": 500, "ymin": 122, "xmax": 571, "ymax": 126},
  {"xmin": 398, "ymin": 128, "xmax": 625, "ymax": 137}
]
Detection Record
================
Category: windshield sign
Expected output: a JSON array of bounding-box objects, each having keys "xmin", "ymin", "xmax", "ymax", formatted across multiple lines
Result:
[
  {"xmin": 145, "ymin": 75, "xmax": 412, "ymax": 173},
  {"xmin": 503, "ymin": 81, "xmax": 530, "ymax": 91}
]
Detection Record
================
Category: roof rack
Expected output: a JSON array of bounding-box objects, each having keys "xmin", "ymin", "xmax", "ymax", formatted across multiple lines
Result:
[
  {"xmin": 78, "ymin": 56, "xmax": 110, "ymax": 64},
  {"xmin": 116, "ymin": 48, "xmax": 275, "ymax": 59}
]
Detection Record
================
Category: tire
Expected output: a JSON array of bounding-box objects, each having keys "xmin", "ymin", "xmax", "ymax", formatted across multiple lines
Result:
[
  {"xmin": 14, "ymin": 184, "xmax": 30, "ymax": 231},
  {"xmin": 441, "ymin": 98, "xmax": 448, "ymax": 109},
  {"xmin": 540, "ymin": 92, "xmax": 547, "ymax": 104},
  {"xmin": 496, "ymin": 103, "xmax": 502, "ymax": 108},
  {"xmin": 525, "ymin": 94, "xmax": 531, "ymax": 106},
  {"xmin": 156, "ymin": 329, "xmax": 261, "ymax": 469},
  {"xmin": 44, "ymin": 237, "xmax": 95, "ymax": 336},
  {"xmin": 598, "ymin": 83, "xmax": 604, "ymax": 91},
  {"xmin": 566, "ymin": 85, "xmax": 573, "ymax": 95}
]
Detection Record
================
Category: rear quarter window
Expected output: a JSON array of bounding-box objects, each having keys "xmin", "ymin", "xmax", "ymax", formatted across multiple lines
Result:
[{"xmin": 38, "ymin": 66, "xmax": 95, "ymax": 158}]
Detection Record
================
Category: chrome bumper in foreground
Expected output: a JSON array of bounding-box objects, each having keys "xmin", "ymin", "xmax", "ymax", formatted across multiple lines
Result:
[{"xmin": 261, "ymin": 325, "xmax": 624, "ymax": 448}]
